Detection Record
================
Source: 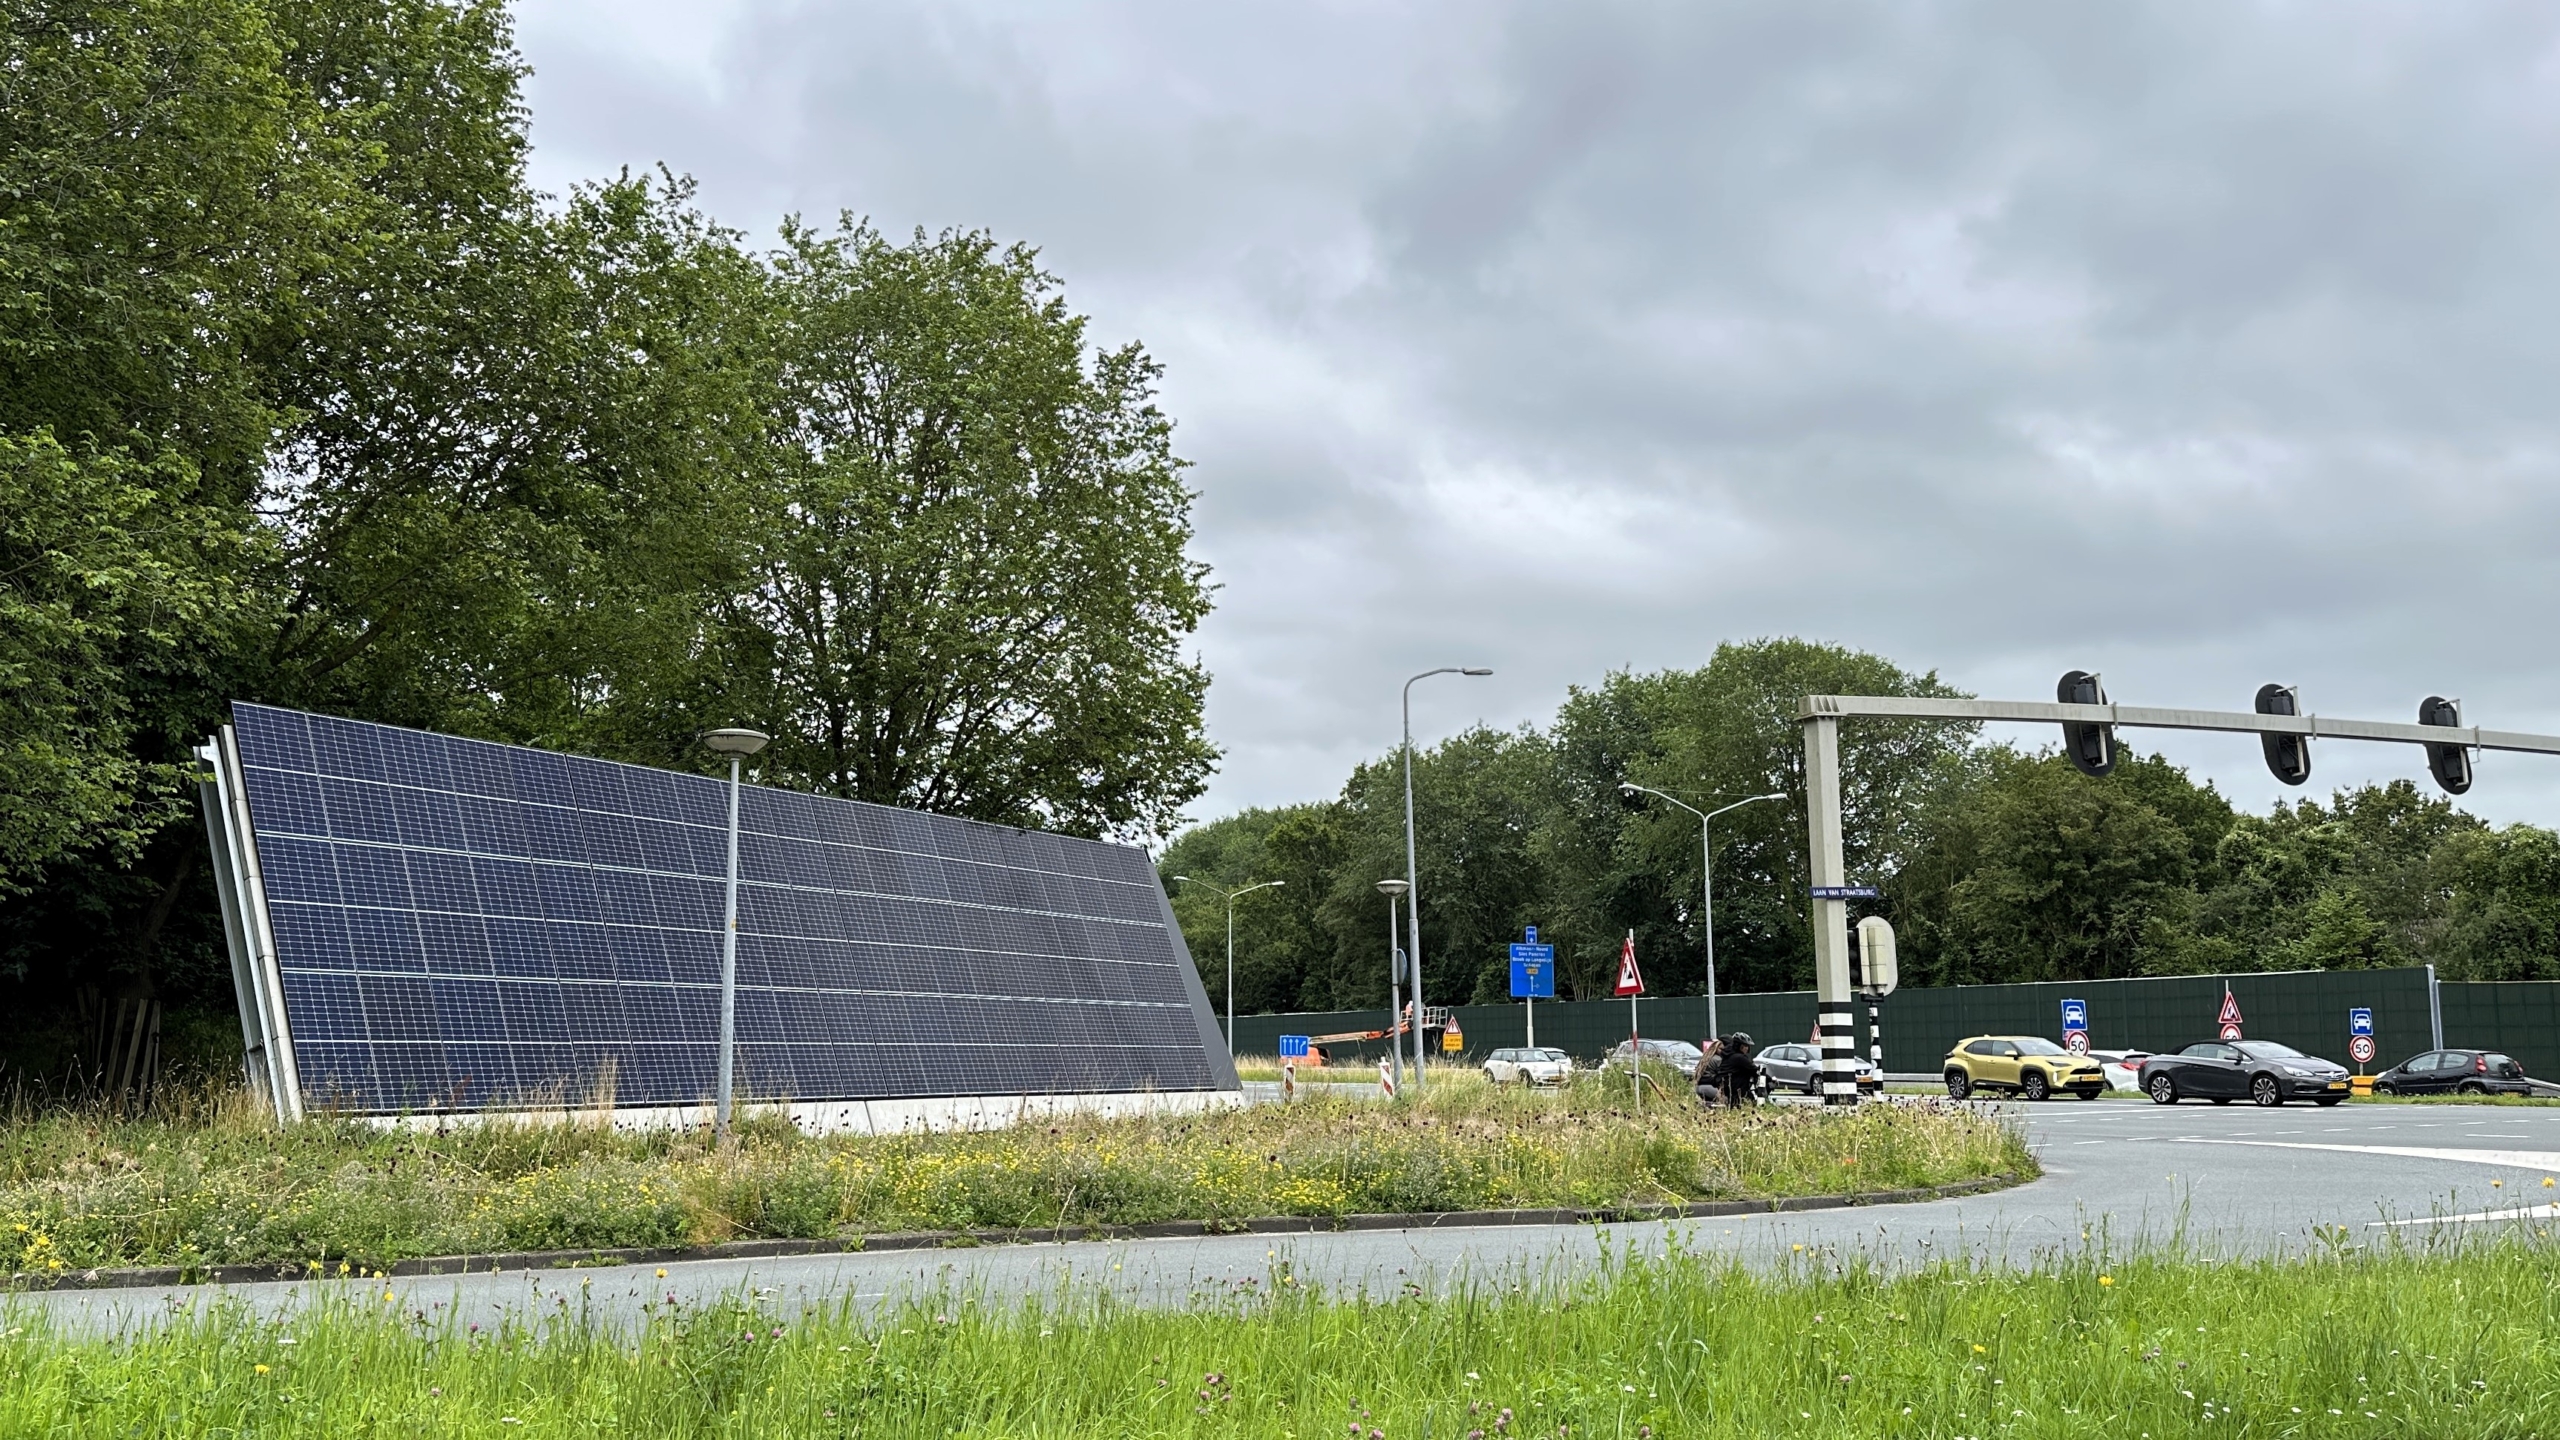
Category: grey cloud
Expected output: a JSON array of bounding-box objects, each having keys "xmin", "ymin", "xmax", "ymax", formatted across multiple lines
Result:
[{"xmin": 514, "ymin": 0, "xmax": 2560, "ymax": 826}]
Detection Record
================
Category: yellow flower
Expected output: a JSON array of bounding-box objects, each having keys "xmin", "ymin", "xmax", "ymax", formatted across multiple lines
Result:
[
  {"xmin": 254, "ymin": 1364, "xmax": 270, "ymax": 1375},
  {"xmin": 1972, "ymin": 1345, "xmax": 1987, "ymax": 1354},
  {"xmin": 656, "ymin": 1268, "xmax": 668, "ymax": 1279},
  {"xmin": 2098, "ymin": 1275, "xmax": 2114, "ymax": 1287}
]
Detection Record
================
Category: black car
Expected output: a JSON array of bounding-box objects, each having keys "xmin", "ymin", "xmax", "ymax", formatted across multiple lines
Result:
[
  {"xmin": 2138, "ymin": 1040, "xmax": 2352, "ymax": 1107},
  {"xmin": 2372, "ymin": 1049, "xmax": 2535, "ymax": 1096}
]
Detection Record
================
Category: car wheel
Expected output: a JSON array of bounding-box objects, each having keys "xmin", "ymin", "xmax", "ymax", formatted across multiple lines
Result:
[
  {"xmin": 2023, "ymin": 1071, "xmax": 2050, "ymax": 1101},
  {"xmin": 2252, "ymin": 1075, "xmax": 2283, "ymax": 1107},
  {"xmin": 1802, "ymin": 1074, "xmax": 1820, "ymax": 1096},
  {"xmin": 2458, "ymin": 1081, "xmax": 2487, "ymax": 1096},
  {"xmin": 2147, "ymin": 1074, "xmax": 2178, "ymax": 1105},
  {"xmin": 1945, "ymin": 1070, "xmax": 1971, "ymax": 1100},
  {"xmin": 2374, "ymin": 1081, "xmax": 2399, "ymax": 1096}
]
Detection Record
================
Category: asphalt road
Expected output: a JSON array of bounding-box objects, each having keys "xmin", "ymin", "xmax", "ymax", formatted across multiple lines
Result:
[{"xmin": 21, "ymin": 1096, "xmax": 2560, "ymax": 1336}]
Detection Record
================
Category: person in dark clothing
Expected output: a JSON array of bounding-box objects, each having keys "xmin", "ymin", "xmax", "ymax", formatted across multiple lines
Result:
[{"xmin": 1717, "ymin": 1032, "xmax": 1758, "ymax": 1107}]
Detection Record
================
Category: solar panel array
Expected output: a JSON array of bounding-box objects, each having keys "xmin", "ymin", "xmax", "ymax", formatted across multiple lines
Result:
[{"xmin": 219, "ymin": 703, "xmax": 1230, "ymax": 1113}]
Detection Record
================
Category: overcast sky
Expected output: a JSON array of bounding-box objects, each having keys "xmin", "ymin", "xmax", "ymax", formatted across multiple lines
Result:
[{"xmin": 514, "ymin": 1, "xmax": 2560, "ymax": 830}]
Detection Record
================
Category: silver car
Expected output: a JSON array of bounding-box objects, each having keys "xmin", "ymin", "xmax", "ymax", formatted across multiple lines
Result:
[
  {"xmin": 1754, "ymin": 1042, "xmax": 1884, "ymax": 1095},
  {"xmin": 1482, "ymin": 1046, "xmax": 1574, "ymax": 1086}
]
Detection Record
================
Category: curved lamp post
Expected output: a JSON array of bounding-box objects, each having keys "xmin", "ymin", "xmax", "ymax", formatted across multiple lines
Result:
[
  {"xmin": 1618, "ymin": 784, "xmax": 1786, "ymax": 1043},
  {"xmin": 1171, "ymin": 875, "xmax": 1284, "ymax": 1055},
  {"xmin": 700, "ymin": 728, "xmax": 770, "ymax": 1141},
  {"xmin": 1401, "ymin": 666, "xmax": 1491, "ymax": 1090}
]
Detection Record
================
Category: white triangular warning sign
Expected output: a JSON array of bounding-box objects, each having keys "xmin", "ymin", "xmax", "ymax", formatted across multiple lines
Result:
[
  {"xmin": 1614, "ymin": 931, "xmax": 1644, "ymax": 996},
  {"xmin": 2217, "ymin": 990, "xmax": 2243, "ymax": 1026}
]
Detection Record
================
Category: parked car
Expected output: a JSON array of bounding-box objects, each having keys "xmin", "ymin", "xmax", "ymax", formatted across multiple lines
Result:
[
  {"xmin": 1754, "ymin": 1042, "xmax": 1884, "ymax": 1095},
  {"xmin": 1482, "ymin": 1046, "xmax": 1575, "ymax": 1087},
  {"xmin": 1601, "ymin": 1038, "xmax": 1706, "ymax": 1078},
  {"xmin": 2371, "ymin": 1049, "xmax": 2536, "ymax": 1097},
  {"xmin": 2138, "ymin": 1040, "xmax": 2351, "ymax": 1107},
  {"xmin": 1942, "ymin": 1036, "xmax": 2107, "ymax": 1100},
  {"xmin": 2090, "ymin": 1048, "xmax": 2152, "ymax": 1092}
]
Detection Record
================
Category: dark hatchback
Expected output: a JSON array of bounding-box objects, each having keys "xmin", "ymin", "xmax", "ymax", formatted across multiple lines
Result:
[
  {"xmin": 2372, "ymin": 1049, "xmax": 2535, "ymax": 1096},
  {"xmin": 2139, "ymin": 1040, "xmax": 2353, "ymax": 1107}
]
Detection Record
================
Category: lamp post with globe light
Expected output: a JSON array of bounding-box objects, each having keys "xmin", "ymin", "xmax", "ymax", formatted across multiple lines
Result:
[
  {"xmin": 700, "ymin": 728, "xmax": 769, "ymax": 1141},
  {"xmin": 1375, "ymin": 878, "xmax": 1411, "ymax": 1090}
]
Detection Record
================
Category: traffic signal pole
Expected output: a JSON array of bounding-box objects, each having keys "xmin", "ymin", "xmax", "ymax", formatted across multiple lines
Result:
[
  {"xmin": 1798, "ymin": 689, "xmax": 2560, "ymax": 1107},
  {"xmin": 1803, "ymin": 714, "xmax": 1859, "ymax": 1106}
]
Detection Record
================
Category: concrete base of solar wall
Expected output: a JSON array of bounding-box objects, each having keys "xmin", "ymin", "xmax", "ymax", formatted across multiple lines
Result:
[{"xmin": 356, "ymin": 1088, "xmax": 1249, "ymax": 1137}]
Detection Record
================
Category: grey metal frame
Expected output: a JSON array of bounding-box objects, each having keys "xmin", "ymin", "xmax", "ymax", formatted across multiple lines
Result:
[
  {"xmin": 1797, "ymin": 692, "xmax": 2560, "ymax": 1105},
  {"xmin": 195, "ymin": 726, "xmax": 302, "ymax": 1120}
]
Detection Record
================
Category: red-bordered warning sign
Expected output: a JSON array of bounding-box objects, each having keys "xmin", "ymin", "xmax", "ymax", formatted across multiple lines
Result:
[
  {"xmin": 1614, "ymin": 932, "xmax": 1645, "ymax": 997},
  {"xmin": 2217, "ymin": 989, "xmax": 2244, "ymax": 1041}
]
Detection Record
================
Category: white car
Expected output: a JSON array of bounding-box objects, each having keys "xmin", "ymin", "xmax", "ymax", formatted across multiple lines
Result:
[
  {"xmin": 1483, "ymin": 1046, "xmax": 1575, "ymax": 1086},
  {"xmin": 2090, "ymin": 1048, "xmax": 2151, "ymax": 1092}
]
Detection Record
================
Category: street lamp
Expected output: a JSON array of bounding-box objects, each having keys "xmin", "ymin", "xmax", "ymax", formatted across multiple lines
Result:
[
  {"xmin": 1171, "ymin": 876, "xmax": 1284, "ymax": 1055},
  {"xmin": 1401, "ymin": 666, "xmax": 1491, "ymax": 1091},
  {"xmin": 1375, "ymin": 878, "xmax": 1410, "ymax": 1089},
  {"xmin": 700, "ymin": 727, "xmax": 770, "ymax": 1142},
  {"xmin": 1619, "ymin": 784, "xmax": 1787, "ymax": 1043}
]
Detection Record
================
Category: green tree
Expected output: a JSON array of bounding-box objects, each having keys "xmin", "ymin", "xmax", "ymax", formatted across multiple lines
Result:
[
  {"xmin": 710, "ymin": 221, "xmax": 1214, "ymax": 840},
  {"xmin": 1159, "ymin": 804, "xmax": 1340, "ymax": 1017}
]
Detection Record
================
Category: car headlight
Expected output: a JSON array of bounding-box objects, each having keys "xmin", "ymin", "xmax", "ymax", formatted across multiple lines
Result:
[{"xmin": 2280, "ymin": 1064, "xmax": 2316, "ymax": 1076}]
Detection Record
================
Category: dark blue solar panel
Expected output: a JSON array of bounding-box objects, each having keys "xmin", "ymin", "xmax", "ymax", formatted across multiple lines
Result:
[{"xmin": 224, "ymin": 703, "xmax": 1229, "ymax": 1113}]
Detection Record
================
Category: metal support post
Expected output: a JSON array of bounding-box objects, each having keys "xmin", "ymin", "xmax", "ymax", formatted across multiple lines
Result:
[
  {"xmin": 716, "ymin": 753, "xmax": 742, "ymax": 1140},
  {"xmin": 1802, "ymin": 715, "xmax": 1858, "ymax": 1104}
]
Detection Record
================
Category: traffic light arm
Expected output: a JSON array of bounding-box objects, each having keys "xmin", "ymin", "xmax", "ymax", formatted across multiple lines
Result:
[{"xmin": 1796, "ymin": 695, "xmax": 2560, "ymax": 756}]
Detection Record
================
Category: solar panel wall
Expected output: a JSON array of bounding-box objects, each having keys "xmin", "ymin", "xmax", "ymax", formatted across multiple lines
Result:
[{"xmin": 197, "ymin": 703, "xmax": 1238, "ymax": 1116}]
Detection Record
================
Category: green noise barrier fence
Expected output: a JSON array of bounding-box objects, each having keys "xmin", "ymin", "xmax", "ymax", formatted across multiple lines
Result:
[{"xmin": 1232, "ymin": 966, "xmax": 2560, "ymax": 1083}]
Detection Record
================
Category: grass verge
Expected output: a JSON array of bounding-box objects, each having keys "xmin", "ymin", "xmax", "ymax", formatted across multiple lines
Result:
[
  {"xmin": 0, "ymin": 1078, "xmax": 2028, "ymax": 1275},
  {"xmin": 5, "ymin": 1232, "xmax": 2556, "ymax": 1434}
]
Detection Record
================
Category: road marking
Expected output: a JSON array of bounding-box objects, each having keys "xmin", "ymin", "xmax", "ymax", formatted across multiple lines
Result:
[
  {"xmin": 2181, "ymin": 1139, "xmax": 2560, "ymax": 1171},
  {"xmin": 2373, "ymin": 1202, "xmax": 2560, "ymax": 1229}
]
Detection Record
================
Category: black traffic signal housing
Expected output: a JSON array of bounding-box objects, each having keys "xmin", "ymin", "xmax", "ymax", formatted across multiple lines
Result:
[
  {"xmin": 2057, "ymin": 670, "xmax": 2115, "ymax": 777},
  {"xmin": 2418, "ymin": 695, "xmax": 2473, "ymax": 794},
  {"xmin": 2256, "ymin": 683, "xmax": 2312, "ymax": 786}
]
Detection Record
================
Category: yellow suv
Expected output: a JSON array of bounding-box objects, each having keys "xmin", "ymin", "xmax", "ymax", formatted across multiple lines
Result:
[{"xmin": 1944, "ymin": 1035, "xmax": 2106, "ymax": 1101}]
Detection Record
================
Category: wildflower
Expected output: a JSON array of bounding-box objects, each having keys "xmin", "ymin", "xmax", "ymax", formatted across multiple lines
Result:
[
  {"xmin": 1972, "ymin": 1344, "xmax": 1987, "ymax": 1354},
  {"xmin": 254, "ymin": 1364, "xmax": 270, "ymax": 1375},
  {"xmin": 656, "ymin": 1268, "xmax": 668, "ymax": 1279},
  {"xmin": 2099, "ymin": 1275, "xmax": 2114, "ymax": 1287}
]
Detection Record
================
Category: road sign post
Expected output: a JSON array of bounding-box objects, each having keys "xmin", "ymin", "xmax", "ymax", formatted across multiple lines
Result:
[
  {"xmin": 2061, "ymin": 998, "xmax": 2090, "ymax": 1055},
  {"xmin": 1615, "ymin": 931, "xmax": 1644, "ymax": 1106},
  {"xmin": 1508, "ymin": 926, "xmax": 1555, "ymax": 1050}
]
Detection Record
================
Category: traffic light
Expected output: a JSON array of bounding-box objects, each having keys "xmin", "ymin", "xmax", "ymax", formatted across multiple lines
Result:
[
  {"xmin": 2056, "ymin": 670, "xmax": 2115, "ymax": 777},
  {"xmin": 2256, "ymin": 683, "xmax": 2312, "ymax": 786},
  {"xmin": 2419, "ymin": 695, "xmax": 2473, "ymax": 794}
]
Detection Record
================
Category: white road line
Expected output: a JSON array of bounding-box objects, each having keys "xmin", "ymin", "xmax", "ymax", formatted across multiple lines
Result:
[
  {"xmin": 2374, "ymin": 1202, "xmax": 2560, "ymax": 1229},
  {"xmin": 2181, "ymin": 1139, "xmax": 2560, "ymax": 1172}
]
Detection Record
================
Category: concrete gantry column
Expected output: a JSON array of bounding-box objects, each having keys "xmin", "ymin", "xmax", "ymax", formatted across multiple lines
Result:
[{"xmin": 1801, "ymin": 714, "xmax": 1859, "ymax": 1105}]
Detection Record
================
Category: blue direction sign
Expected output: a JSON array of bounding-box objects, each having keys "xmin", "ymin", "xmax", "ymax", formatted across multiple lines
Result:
[
  {"xmin": 2349, "ymin": 1008, "xmax": 2373, "ymax": 1037},
  {"xmin": 2061, "ymin": 998, "xmax": 2089, "ymax": 1032},
  {"xmin": 1278, "ymin": 1035, "xmax": 1311, "ymax": 1059},
  {"xmin": 1509, "ymin": 927, "xmax": 1556, "ymax": 998},
  {"xmin": 1810, "ymin": 885, "xmax": 1879, "ymax": 900}
]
